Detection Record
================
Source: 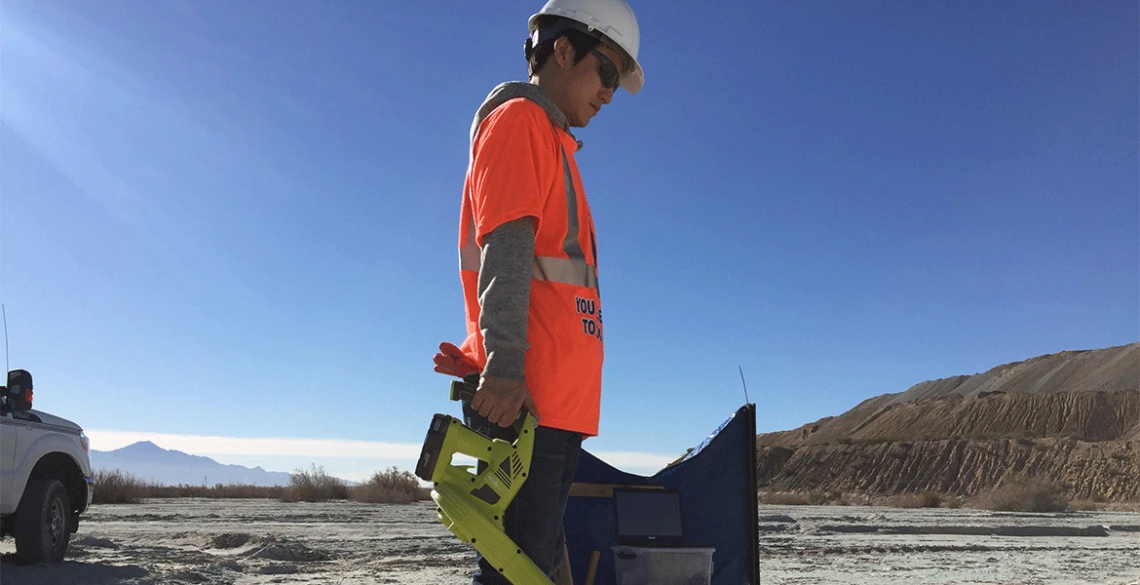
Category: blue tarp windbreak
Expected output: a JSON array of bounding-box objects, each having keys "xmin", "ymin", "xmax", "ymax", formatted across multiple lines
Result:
[{"xmin": 564, "ymin": 404, "xmax": 759, "ymax": 585}]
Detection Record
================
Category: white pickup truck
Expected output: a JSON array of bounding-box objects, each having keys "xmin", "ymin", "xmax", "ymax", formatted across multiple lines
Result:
[{"xmin": 0, "ymin": 369, "xmax": 94, "ymax": 562}]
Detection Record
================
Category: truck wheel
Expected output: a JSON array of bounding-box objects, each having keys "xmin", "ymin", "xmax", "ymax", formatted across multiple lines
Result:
[{"xmin": 14, "ymin": 479, "xmax": 72, "ymax": 563}]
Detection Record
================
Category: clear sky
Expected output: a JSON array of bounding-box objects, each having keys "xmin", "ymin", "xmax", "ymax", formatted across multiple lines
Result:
[{"xmin": 2, "ymin": 0, "xmax": 1137, "ymax": 482}]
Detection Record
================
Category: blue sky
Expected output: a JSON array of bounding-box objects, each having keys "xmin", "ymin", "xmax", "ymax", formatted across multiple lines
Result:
[{"xmin": 2, "ymin": 0, "xmax": 1136, "ymax": 482}]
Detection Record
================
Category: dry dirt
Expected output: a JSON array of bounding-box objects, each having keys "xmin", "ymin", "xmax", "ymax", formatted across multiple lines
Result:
[
  {"xmin": 1, "ymin": 498, "xmax": 1138, "ymax": 585},
  {"xmin": 1, "ymin": 498, "xmax": 468, "ymax": 585},
  {"xmin": 759, "ymin": 504, "xmax": 1140, "ymax": 585}
]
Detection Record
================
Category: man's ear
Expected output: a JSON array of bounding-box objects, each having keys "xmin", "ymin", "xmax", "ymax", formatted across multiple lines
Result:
[{"xmin": 551, "ymin": 36, "xmax": 575, "ymax": 69}]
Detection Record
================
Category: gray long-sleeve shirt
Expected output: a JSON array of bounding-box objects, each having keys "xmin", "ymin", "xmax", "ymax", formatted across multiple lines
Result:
[{"xmin": 478, "ymin": 218, "xmax": 535, "ymax": 381}]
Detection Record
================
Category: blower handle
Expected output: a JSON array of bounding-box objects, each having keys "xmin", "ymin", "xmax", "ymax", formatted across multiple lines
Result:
[{"xmin": 453, "ymin": 373, "xmax": 531, "ymax": 437}]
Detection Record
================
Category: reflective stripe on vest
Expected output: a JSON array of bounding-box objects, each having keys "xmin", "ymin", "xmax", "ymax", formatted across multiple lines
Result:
[
  {"xmin": 533, "ymin": 256, "xmax": 598, "ymax": 289},
  {"xmin": 458, "ymin": 145, "xmax": 598, "ymax": 290}
]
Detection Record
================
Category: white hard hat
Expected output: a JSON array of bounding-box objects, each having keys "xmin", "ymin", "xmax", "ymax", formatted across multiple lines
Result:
[{"xmin": 528, "ymin": 0, "xmax": 644, "ymax": 94}]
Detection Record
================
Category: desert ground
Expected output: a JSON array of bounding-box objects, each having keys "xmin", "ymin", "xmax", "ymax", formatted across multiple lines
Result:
[
  {"xmin": 758, "ymin": 505, "xmax": 1140, "ymax": 585},
  {"xmin": 1, "ymin": 499, "xmax": 1138, "ymax": 585}
]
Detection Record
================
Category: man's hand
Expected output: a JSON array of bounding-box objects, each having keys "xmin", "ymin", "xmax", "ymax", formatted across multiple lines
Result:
[
  {"xmin": 432, "ymin": 342, "xmax": 481, "ymax": 379},
  {"xmin": 471, "ymin": 376, "xmax": 539, "ymax": 428}
]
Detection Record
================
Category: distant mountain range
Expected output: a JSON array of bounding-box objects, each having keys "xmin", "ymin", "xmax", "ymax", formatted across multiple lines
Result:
[{"xmin": 90, "ymin": 441, "xmax": 294, "ymax": 487}]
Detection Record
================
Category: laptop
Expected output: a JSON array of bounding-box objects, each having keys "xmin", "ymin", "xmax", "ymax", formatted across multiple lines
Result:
[{"xmin": 612, "ymin": 487, "xmax": 688, "ymax": 547}]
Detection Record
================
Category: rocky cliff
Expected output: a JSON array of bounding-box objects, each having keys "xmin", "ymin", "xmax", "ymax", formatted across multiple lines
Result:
[{"xmin": 757, "ymin": 343, "xmax": 1140, "ymax": 501}]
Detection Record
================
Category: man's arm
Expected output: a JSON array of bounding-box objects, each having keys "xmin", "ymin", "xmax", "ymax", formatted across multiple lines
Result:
[
  {"xmin": 478, "ymin": 217, "xmax": 534, "ymax": 380},
  {"xmin": 471, "ymin": 217, "xmax": 539, "ymax": 426}
]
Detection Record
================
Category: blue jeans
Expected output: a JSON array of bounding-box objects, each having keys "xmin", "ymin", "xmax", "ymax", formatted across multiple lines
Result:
[{"xmin": 463, "ymin": 401, "xmax": 583, "ymax": 585}]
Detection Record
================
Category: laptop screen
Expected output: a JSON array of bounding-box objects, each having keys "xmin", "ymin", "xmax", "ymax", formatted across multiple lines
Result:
[{"xmin": 613, "ymin": 488, "xmax": 684, "ymax": 544}]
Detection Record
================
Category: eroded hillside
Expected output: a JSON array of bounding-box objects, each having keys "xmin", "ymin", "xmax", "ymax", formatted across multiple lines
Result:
[{"xmin": 757, "ymin": 343, "xmax": 1140, "ymax": 501}]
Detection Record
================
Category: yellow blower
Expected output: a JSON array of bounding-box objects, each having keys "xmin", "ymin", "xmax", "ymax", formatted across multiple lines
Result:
[{"xmin": 415, "ymin": 380, "xmax": 553, "ymax": 585}]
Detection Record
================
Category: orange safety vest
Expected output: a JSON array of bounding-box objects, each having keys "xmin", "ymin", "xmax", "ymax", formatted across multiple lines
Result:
[{"xmin": 457, "ymin": 96, "xmax": 603, "ymax": 437}]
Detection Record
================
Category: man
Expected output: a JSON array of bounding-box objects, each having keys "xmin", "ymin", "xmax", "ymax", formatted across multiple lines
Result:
[{"xmin": 432, "ymin": 1, "xmax": 645, "ymax": 583}]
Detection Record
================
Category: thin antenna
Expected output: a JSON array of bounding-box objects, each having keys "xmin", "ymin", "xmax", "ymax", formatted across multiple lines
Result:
[
  {"xmin": 2, "ymin": 304, "xmax": 7, "ymax": 373},
  {"xmin": 738, "ymin": 365, "xmax": 750, "ymax": 404}
]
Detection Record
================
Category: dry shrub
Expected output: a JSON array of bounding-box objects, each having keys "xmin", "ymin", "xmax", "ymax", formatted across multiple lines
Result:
[
  {"xmin": 92, "ymin": 469, "xmax": 149, "ymax": 504},
  {"xmin": 918, "ymin": 491, "xmax": 942, "ymax": 508},
  {"xmin": 148, "ymin": 483, "xmax": 285, "ymax": 499},
  {"xmin": 149, "ymin": 484, "xmax": 210, "ymax": 498},
  {"xmin": 762, "ymin": 492, "xmax": 811, "ymax": 505},
  {"xmin": 829, "ymin": 494, "xmax": 854, "ymax": 506},
  {"xmin": 810, "ymin": 490, "xmax": 844, "ymax": 505},
  {"xmin": 351, "ymin": 467, "xmax": 426, "ymax": 504},
  {"xmin": 95, "ymin": 471, "xmax": 284, "ymax": 501},
  {"xmin": 282, "ymin": 464, "xmax": 349, "ymax": 502},
  {"xmin": 887, "ymin": 491, "xmax": 943, "ymax": 508},
  {"xmin": 206, "ymin": 484, "xmax": 285, "ymax": 499},
  {"xmin": 974, "ymin": 477, "xmax": 1069, "ymax": 513},
  {"xmin": 885, "ymin": 494, "xmax": 921, "ymax": 508},
  {"xmin": 941, "ymin": 494, "xmax": 963, "ymax": 509}
]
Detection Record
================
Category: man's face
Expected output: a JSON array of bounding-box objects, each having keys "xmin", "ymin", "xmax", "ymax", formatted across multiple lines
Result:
[{"xmin": 561, "ymin": 41, "xmax": 624, "ymax": 128}]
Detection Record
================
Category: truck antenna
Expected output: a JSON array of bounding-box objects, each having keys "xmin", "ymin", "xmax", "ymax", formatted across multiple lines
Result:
[{"xmin": 738, "ymin": 365, "xmax": 750, "ymax": 404}]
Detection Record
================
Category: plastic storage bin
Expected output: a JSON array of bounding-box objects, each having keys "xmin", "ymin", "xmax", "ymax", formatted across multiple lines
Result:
[{"xmin": 611, "ymin": 546, "xmax": 715, "ymax": 585}]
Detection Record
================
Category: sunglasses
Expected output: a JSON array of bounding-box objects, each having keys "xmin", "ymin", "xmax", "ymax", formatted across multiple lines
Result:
[{"xmin": 590, "ymin": 48, "xmax": 621, "ymax": 90}]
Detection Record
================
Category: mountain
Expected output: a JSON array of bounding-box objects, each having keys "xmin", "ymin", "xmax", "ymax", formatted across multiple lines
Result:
[
  {"xmin": 757, "ymin": 343, "xmax": 1140, "ymax": 501},
  {"xmin": 90, "ymin": 441, "xmax": 294, "ymax": 487}
]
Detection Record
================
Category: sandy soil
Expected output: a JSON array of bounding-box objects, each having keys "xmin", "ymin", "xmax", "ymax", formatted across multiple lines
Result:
[
  {"xmin": 760, "ymin": 505, "xmax": 1140, "ymax": 585},
  {"xmin": 1, "ymin": 498, "xmax": 468, "ymax": 585},
  {"xmin": 1, "ymin": 499, "xmax": 1138, "ymax": 585}
]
